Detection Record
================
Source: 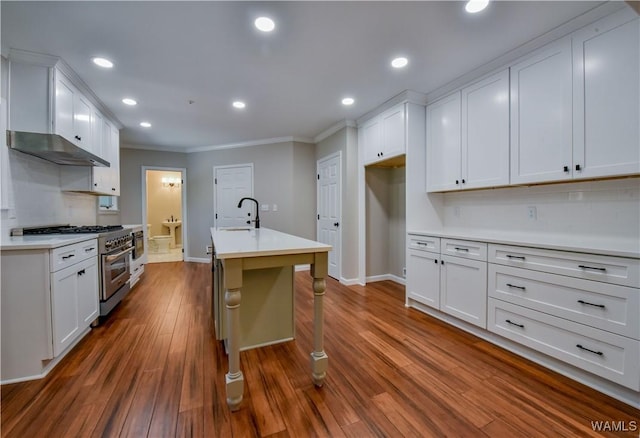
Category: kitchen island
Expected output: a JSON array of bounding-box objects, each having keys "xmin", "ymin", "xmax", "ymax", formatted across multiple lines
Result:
[{"xmin": 210, "ymin": 227, "xmax": 331, "ymax": 411}]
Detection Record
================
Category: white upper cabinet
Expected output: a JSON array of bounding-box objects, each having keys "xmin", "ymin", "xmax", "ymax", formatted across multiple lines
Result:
[
  {"xmin": 462, "ymin": 69, "xmax": 510, "ymax": 189},
  {"xmin": 55, "ymin": 70, "xmax": 92, "ymax": 151},
  {"xmin": 380, "ymin": 105, "xmax": 406, "ymax": 159},
  {"xmin": 572, "ymin": 11, "xmax": 640, "ymax": 179},
  {"xmin": 426, "ymin": 92, "xmax": 461, "ymax": 192},
  {"xmin": 510, "ymin": 38, "xmax": 573, "ymax": 185},
  {"xmin": 90, "ymin": 108, "xmax": 104, "ymax": 159},
  {"xmin": 362, "ymin": 117, "xmax": 381, "ymax": 164},
  {"xmin": 361, "ymin": 103, "xmax": 407, "ymax": 165}
]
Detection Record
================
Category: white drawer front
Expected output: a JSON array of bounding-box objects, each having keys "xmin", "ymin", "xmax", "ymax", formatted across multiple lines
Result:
[
  {"xmin": 488, "ymin": 298, "xmax": 640, "ymax": 390},
  {"xmin": 442, "ymin": 239, "xmax": 487, "ymax": 261},
  {"xmin": 489, "ymin": 264, "xmax": 640, "ymax": 339},
  {"xmin": 50, "ymin": 239, "xmax": 98, "ymax": 272},
  {"xmin": 408, "ymin": 235, "xmax": 440, "ymax": 253},
  {"xmin": 489, "ymin": 244, "xmax": 640, "ymax": 288}
]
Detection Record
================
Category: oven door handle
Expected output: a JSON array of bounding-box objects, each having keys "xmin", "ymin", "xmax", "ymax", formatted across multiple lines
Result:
[{"xmin": 105, "ymin": 247, "xmax": 133, "ymax": 262}]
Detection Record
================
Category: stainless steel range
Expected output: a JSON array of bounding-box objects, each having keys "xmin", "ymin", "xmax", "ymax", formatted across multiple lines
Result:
[{"xmin": 12, "ymin": 225, "xmax": 133, "ymax": 317}]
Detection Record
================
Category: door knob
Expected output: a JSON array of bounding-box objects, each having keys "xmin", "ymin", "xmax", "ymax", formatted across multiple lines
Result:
[{"xmin": 334, "ymin": 222, "xmax": 340, "ymax": 227}]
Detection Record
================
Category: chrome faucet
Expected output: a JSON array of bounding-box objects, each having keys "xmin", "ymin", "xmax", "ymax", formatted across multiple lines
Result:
[{"xmin": 237, "ymin": 197, "xmax": 260, "ymax": 228}]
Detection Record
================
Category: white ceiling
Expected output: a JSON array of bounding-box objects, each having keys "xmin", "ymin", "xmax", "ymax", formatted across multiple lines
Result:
[{"xmin": 1, "ymin": 1, "xmax": 607, "ymax": 152}]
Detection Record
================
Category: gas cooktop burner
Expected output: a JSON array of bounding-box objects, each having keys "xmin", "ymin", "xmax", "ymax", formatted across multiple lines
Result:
[{"xmin": 12, "ymin": 224, "xmax": 124, "ymax": 236}]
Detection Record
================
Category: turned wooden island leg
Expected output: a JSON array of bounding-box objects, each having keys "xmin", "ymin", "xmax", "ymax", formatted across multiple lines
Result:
[
  {"xmin": 223, "ymin": 259, "xmax": 244, "ymax": 411},
  {"xmin": 310, "ymin": 252, "xmax": 329, "ymax": 387}
]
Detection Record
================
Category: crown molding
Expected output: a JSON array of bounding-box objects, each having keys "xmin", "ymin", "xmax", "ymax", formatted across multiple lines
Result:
[
  {"xmin": 313, "ymin": 119, "xmax": 357, "ymax": 144},
  {"xmin": 186, "ymin": 136, "xmax": 314, "ymax": 153},
  {"xmin": 356, "ymin": 89, "xmax": 427, "ymax": 126}
]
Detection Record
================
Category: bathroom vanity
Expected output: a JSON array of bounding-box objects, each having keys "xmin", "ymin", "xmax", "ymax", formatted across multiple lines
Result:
[{"xmin": 210, "ymin": 227, "xmax": 331, "ymax": 411}]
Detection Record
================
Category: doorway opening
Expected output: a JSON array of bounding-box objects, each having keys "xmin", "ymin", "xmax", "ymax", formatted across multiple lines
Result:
[{"xmin": 143, "ymin": 168, "xmax": 186, "ymax": 263}]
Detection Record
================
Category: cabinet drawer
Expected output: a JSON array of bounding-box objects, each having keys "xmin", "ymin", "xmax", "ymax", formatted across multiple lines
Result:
[
  {"xmin": 489, "ymin": 244, "xmax": 640, "ymax": 288},
  {"xmin": 489, "ymin": 264, "xmax": 639, "ymax": 339},
  {"xmin": 50, "ymin": 239, "xmax": 98, "ymax": 272},
  {"xmin": 442, "ymin": 239, "xmax": 487, "ymax": 261},
  {"xmin": 408, "ymin": 235, "xmax": 440, "ymax": 253},
  {"xmin": 488, "ymin": 298, "xmax": 640, "ymax": 390}
]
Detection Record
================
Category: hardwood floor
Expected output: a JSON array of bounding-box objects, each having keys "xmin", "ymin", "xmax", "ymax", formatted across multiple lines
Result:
[{"xmin": 1, "ymin": 262, "xmax": 638, "ymax": 437}]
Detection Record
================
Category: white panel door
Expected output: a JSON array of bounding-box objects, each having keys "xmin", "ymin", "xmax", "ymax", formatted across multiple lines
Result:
[
  {"xmin": 462, "ymin": 69, "xmax": 510, "ymax": 189},
  {"xmin": 573, "ymin": 13, "xmax": 640, "ymax": 179},
  {"xmin": 73, "ymin": 94, "xmax": 92, "ymax": 151},
  {"xmin": 362, "ymin": 117, "xmax": 381, "ymax": 165},
  {"xmin": 51, "ymin": 265, "xmax": 80, "ymax": 357},
  {"xmin": 406, "ymin": 249, "xmax": 440, "ymax": 309},
  {"xmin": 510, "ymin": 38, "xmax": 573, "ymax": 184},
  {"xmin": 426, "ymin": 92, "xmax": 461, "ymax": 192},
  {"xmin": 76, "ymin": 257, "xmax": 99, "ymax": 328},
  {"xmin": 214, "ymin": 165, "xmax": 254, "ymax": 228},
  {"xmin": 317, "ymin": 153, "xmax": 341, "ymax": 280},
  {"xmin": 54, "ymin": 73, "xmax": 74, "ymax": 143}
]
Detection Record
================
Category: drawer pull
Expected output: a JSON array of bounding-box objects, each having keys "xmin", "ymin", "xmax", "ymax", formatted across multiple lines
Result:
[
  {"xmin": 578, "ymin": 265, "xmax": 606, "ymax": 272},
  {"xmin": 505, "ymin": 319, "xmax": 525, "ymax": 328},
  {"xmin": 577, "ymin": 300, "xmax": 605, "ymax": 309},
  {"xmin": 77, "ymin": 269, "xmax": 85, "ymax": 276},
  {"xmin": 62, "ymin": 254, "xmax": 75, "ymax": 260},
  {"xmin": 416, "ymin": 242, "xmax": 427, "ymax": 246},
  {"xmin": 454, "ymin": 247, "xmax": 469, "ymax": 252},
  {"xmin": 506, "ymin": 255, "xmax": 525, "ymax": 260},
  {"xmin": 506, "ymin": 283, "xmax": 526, "ymax": 291},
  {"xmin": 85, "ymin": 247, "xmax": 95, "ymax": 252},
  {"xmin": 576, "ymin": 344, "xmax": 603, "ymax": 356}
]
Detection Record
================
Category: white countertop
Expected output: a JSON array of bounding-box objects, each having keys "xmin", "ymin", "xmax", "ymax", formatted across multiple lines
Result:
[
  {"xmin": 0, "ymin": 234, "xmax": 99, "ymax": 251},
  {"xmin": 407, "ymin": 229, "xmax": 640, "ymax": 259},
  {"xmin": 211, "ymin": 227, "xmax": 331, "ymax": 259}
]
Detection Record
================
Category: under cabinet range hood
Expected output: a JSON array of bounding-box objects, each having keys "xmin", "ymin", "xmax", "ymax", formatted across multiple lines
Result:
[{"xmin": 6, "ymin": 131, "xmax": 110, "ymax": 167}]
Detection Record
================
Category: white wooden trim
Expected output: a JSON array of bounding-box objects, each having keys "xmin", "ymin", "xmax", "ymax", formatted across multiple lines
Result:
[
  {"xmin": 339, "ymin": 277, "xmax": 364, "ymax": 286},
  {"xmin": 314, "ymin": 119, "xmax": 357, "ymax": 143},
  {"xmin": 184, "ymin": 257, "xmax": 210, "ymax": 264},
  {"xmin": 187, "ymin": 136, "xmax": 314, "ymax": 153},
  {"xmin": 366, "ymin": 274, "xmax": 406, "ymax": 285},
  {"xmin": 142, "ymin": 165, "xmax": 188, "ymax": 263}
]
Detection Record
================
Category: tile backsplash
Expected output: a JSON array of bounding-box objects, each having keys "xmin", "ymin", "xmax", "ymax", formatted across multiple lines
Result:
[{"xmin": 1, "ymin": 149, "xmax": 98, "ymax": 238}]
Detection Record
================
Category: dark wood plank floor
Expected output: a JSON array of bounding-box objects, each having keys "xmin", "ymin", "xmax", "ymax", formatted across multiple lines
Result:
[{"xmin": 1, "ymin": 262, "xmax": 638, "ymax": 437}]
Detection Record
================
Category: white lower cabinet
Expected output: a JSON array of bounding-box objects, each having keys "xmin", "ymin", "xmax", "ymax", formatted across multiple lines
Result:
[
  {"xmin": 441, "ymin": 255, "xmax": 487, "ymax": 328},
  {"xmin": 407, "ymin": 234, "xmax": 640, "ymax": 400},
  {"xmin": 406, "ymin": 234, "xmax": 488, "ymax": 328},
  {"xmin": 1, "ymin": 239, "xmax": 99, "ymax": 383}
]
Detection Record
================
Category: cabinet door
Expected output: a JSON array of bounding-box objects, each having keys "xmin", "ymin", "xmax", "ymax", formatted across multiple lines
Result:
[
  {"xmin": 381, "ymin": 104, "xmax": 406, "ymax": 160},
  {"xmin": 362, "ymin": 117, "xmax": 382, "ymax": 165},
  {"xmin": 73, "ymin": 93, "xmax": 92, "ymax": 151},
  {"xmin": 92, "ymin": 120, "xmax": 111, "ymax": 193},
  {"xmin": 91, "ymin": 109, "xmax": 104, "ymax": 159},
  {"xmin": 77, "ymin": 257, "xmax": 99, "ymax": 328},
  {"xmin": 54, "ymin": 73, "xmax": 75, "ymax": 143},
  {"xmin": 440, "ymin": 255, "xmax": 487, "ymax": 328},
  {"xmin": 510, "ymin": 38, "xmax": 573, "ymax": 184},
  {"xmin": 109, "ymin": 124, "xmax": 120, "ymax": 196},
  {"xmin": 51, "ymin": 265, "xmax": 80, "ymax": 357},
  {"xmin": 462, "ymin": 70, "xmax": 510, "ymax": 189},
  {"xmin": 406, "ymin": 249, "xmax": 440, "ymax": 309},
  {"xmin": 426, "ymin": 92, "xmax": 461, "ymax": 192},
  {"xmin": 573, "ymin": 13, "xmax": 640, "ymax": 179}
]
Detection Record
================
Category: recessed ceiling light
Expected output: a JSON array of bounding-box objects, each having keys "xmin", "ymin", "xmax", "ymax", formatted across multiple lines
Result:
[
  {"xmin": 232, "ymin": 101, "xmax": 246, "ymax": 109},
  {"xmin": 92, "ymin": 57, "xmax": 113, "ymax": 68},
  {"xmin": 255, "ymin": 17, "xmax": 275, "ymax": 32},
  {"xmin": 140, "ymin": 122, "xmax": 151, "ymax": 128},
  {"xmin": 391, "ymin": 57, "xmax": 409, "ymax": 69},
  {"xmin": 465, "ymin": 0, "xmax": 489, "ymax": 13},
  {"xmin": 341, "ymin": 97, "xmax": 355, "ymax": 106},
  {"xmin": 122, "ymin": 98, "xmax": 137, "ymax": 106}
]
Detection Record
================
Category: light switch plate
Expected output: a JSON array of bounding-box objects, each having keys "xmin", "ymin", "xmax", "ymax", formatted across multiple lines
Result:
[
  {"xmin": 272, "ymin": 204, "xmax": 278, "ymax": 211},
  {"xmin": 261, "ymin": 204, "xmax": 269, "ymax": 211}
]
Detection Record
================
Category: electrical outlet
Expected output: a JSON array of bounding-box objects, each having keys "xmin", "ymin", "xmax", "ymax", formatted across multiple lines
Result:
[
  {"xmin": 272, "ymin": 204, "xmax": 278, "ymax": 212},
  {"xmin": 206, "ymin": 245, "xmax": 213, "ymax": 255},
  {"xmin": 527, "ymin": 206, "xmax": 537, "ymax": 220}
]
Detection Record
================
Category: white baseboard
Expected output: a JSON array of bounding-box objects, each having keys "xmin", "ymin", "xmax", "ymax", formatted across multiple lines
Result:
[
  {"xmin": 365, "ymin": 274, "xmax": 406, "ymax": 285},
  {"xmin": 295, "ymin": 264, "xmax": 310, "ymax": 271},
  {"xmin": 340, "ymin": 277, "xmax": 364, "ymax": 286},
  {"xmin": 185, "ymin": 257, "xmax": 210, "ymax": 263}
]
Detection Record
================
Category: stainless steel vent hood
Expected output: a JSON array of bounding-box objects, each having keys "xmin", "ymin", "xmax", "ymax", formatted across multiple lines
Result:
[{"xmin": 6, "ymin": 131, "xmax": 110, "ymax": 167}]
